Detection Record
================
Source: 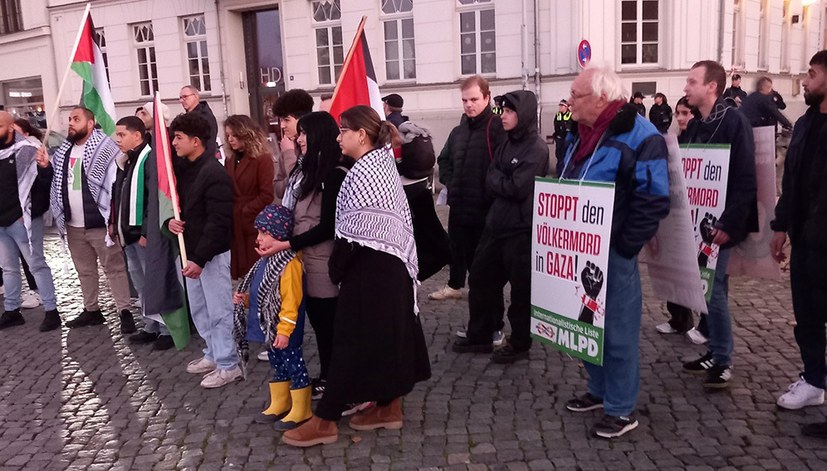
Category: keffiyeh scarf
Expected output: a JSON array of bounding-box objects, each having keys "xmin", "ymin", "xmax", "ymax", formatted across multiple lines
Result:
[
  {"xmin": 232, "ymin": 249, "xmax": 297, "ymax": 378},
  {"xmin": 0, "ymin": 133, "xmax": 38, "ymax": 245},
  {"xmin": 50, "ymin": 128, "xmax": 120, "ymax": 239}
]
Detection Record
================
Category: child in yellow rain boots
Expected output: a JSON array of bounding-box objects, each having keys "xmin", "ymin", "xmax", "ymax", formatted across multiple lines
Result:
[{"xmin": 232, "ymin": 204, "xmax": 311, "ymax": 430}]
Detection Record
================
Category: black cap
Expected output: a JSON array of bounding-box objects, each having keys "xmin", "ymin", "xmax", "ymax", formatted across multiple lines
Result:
[
  {"xmin": 732, "ymin": 74, "xmax": 742, "ymax": 81},
  {"xmin": 493, "ymin": 95, "xmax": 517, "ymax": 111},
  {"xmin": 559, "ymin": 99, "xmax": 568, "ymax": 105},
  {"xmin": 382, "ymin": 93, "xmax": 404, "ymax": 108},
  {"xmin": 633, "ymin": 91, "xmax": 645, "ymax": 99}
]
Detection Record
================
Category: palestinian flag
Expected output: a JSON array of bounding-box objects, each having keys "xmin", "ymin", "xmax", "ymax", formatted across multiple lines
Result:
[
  {"xmin": 70, "ymin": 11, "xmax": 116, "ymax": 135},
  {"xmin": 143, "ymin": 92, "xmax": 190, "ymax": 350},
  {"xmin": 328, "ymin": 17, "xmax": 384, "ymax": 122}
]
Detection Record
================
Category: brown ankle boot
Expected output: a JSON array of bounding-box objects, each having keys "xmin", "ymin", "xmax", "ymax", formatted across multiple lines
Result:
[
  {"xmin": 349, "ymin": 398, "xmax": 403, "ymax": 431},
  {"xmin": 281, "ymin": 415, "xmax": 338, "ymax": 447}
]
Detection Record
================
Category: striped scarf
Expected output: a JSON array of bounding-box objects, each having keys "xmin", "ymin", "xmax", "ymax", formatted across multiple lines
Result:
[
  {"xmin": 50, "ymin": 129, "xmax": 120, "ymax": 239},
  {"xmin": 232, "ymin": 249, "xmax": 297, "ymax": 378},
  {"xmin": 116, "ymin": 144, "xmax": 151, "ymax": 229},
  {"xmin": 0, "ymin": 132, "xmax": 38, "ymax": 245}
]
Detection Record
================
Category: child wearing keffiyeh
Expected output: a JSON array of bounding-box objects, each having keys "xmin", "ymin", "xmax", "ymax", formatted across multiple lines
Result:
[{"xmin": 232, "ymin": 204, "xmax": 310, "ymax": 430}]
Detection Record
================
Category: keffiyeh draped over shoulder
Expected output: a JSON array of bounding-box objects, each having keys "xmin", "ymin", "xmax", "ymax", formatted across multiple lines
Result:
[
  {"xmin": 335, "ymin": 146, "xmax": 418, "ymax": 282},
  {"xmin": 0, "ymin": 133, "xmax": 38, "ymax": 245}
]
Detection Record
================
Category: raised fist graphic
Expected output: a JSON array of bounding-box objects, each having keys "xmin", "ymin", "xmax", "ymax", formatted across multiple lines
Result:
[
  {"xmin": 578, "ymin": 261, "xmax": 604, "ymax": 325},
  {"xmin": 698, "ymin": 213, "xmax": 717, "ymax": 267}
]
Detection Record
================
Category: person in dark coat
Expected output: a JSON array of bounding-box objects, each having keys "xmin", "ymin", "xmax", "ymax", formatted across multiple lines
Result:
[
  {"xmin": 432, "ymin": 75, "xmax": 506, "ymax": 309},
  {"xmin": 179, "ymin": 86, "xmax": 218, "ymax": 158},
  {"xmin": 681, "ymin": 60, "xmax": 758, "ymax": 389},
  {"xmin": 771, "ymin": 50, "xmax": 827, "ymax": 437},
  {"xmin": 723, "ymin": 73, "xmax": 747, "ymax": 106},
  {"xmin": 382, "ymin": 93, "xmax": 408, "ymax": 128},
  {"xmin": 552, "ymin": 99, "xmax": 573, "ymax": 176},
  {"xmin": 648, "ymin": 93, "xmax": 673, "ymax": 133},
  {"xmin": 739, "ymin": 77, "xmax": 793, "ymax": 130},
  {"xmin": 452, "ymin": 90, "xmax": 549, "ymax": 364},
  {"xmin": 631, "ymin": 91, "xmax": 646, "ymax": 116},
  {"xmin": 282, "ymin": 106, "xmax": 430, "ymax": 448},
  {"xmin": 223, "ymin": 115, "xmax": 275, "ymax": 280}
]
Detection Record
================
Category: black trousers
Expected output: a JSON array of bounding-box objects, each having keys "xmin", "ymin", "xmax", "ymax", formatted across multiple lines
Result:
[
  {"xmin": 0, "ymin": 256, "xmax": 38, "ymax": 291},
  {"xmin": 305, "ymin": 296, "xmax": 337, "ymax": 381},
  {"xmin": 790, "ymin": 245, "xmax": 827, "ymax": 389},
  {"xmin": 466, "ymin": 231, "xmax": 530, "ymax": 351},
  {"xmin": 447, "ymin": 214, "xmax": 485, "ymax": 290},
  {"xmin": 666, "ymin": 302, "xmax": 694, "ymax": 333}
]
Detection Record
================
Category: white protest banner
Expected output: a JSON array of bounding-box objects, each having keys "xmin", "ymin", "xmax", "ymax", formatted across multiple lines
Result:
[
  {"xmin": 530, "ymin": 178, "xmax": 614, "ymax": 366},
  {"xmin": 644, "ymin": 135, "xmax": 708, "ymax": 313},
  {"xmin": 680, "ymin": 144, "xmax": 730, "ymax": 300},
  {"xmin": 728, "ymin": 126, "xmax": 781, "ymax": 279}
]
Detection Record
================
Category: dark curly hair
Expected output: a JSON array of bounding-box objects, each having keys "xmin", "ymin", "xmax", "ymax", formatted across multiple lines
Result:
[
  {"xmin": 170, "ymin": 112, "xmax": 211, "ymax": 145},
  {"xmin": 272, "ymin": 89, "xmax": 314, "ymax": 119}
]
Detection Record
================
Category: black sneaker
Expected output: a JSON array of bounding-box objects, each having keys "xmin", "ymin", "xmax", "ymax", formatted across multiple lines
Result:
[
  {"xmin": 591, "ymin": 414, "xmax": 639, "ymax": 439},
  {"xmin": 492, "ymin": 344, "xmax": 529, "ymax": 364},
  {"xmin": 452, "ymin": 337, "xmax": 493, "ymax": 354},
  {"xmin": 39, "ymin": 309, "xmax": 61, "ymax": 332},
  {"xmin": 703, "ymin": 364, "xmax": 733, "ymax": 389},
  {"xmin": 801, "ymin": 421, "xmax": 827, "ymax": 438},
  {"xmin": 153, "ymin": 335, "xmax": 175, "ymax": 351},
  {"xmin": 129, "ymin": 330, "xmax": 159, "ymax": 344},
  {"xmin": 119, "ymin": 310, "xmax": 136, "ymax": 334},
  {"xmin": 66, "ymin": 310, "xmax": 104, "ymax": 328},
  {"xmin": 0, "ymin": 309, "xmax": 24, "ymax": 330},
  {"xmin": 311, "ymin": 378, "xmax": 327, "ymax": 400},
  {"xmin": 683, "ymin": 352, "xmax": 715, "ymax": 375},
  {"xmin": 566, "ymin": 393, "xmax": 604, "ymax": 412}
]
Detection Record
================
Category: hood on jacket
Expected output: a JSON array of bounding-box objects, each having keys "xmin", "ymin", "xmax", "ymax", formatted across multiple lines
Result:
[{"xmin": 495, "ymin": 90, "xmax": 538, "ymax": 141}]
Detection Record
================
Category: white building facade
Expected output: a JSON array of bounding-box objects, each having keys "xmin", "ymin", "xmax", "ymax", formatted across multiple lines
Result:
[{"xmin": 4, "ymin": 0, "xmax": 824, "ymax": 146}]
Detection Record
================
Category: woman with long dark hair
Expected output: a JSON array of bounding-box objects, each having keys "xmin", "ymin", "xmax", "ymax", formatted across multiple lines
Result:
[
  {"xmin": 254, "ymin": 111, "xmax": 354, "ymax": 409},
  {"xmin": 282, "ymin": 106, "xmax": 431, "ymax": 447},
  {"xmin": 224, "ymin": 115, "xmax": 275, "ymax": 280}
]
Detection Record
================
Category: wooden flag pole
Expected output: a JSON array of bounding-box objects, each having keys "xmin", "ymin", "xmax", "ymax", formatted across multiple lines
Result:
[
  {"xmin": 154, "ymin": 92, "xmax": 189, "ymax": 269},
  {"xmin": 43, "ymin": 2, "xmax": 91, "ymax": 147},
  {"xmin": 330, "ymin": 15, "xmax": 367, "ymax": 104}
]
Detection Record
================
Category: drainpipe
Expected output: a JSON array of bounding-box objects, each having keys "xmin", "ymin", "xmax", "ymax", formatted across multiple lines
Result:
[
  {"xmin": 534, "ymin": 0, "xmax": 542, "ymax": 131},
  {"xmin": 215, "ymin": 0, "xmax": 229, "ymax": 117},
  {"xmin": 717, "ymin": 0, "xmax": 725, "ymax": 63},
  {"xmin": 521, "ymin": 0, "xmax": 529, "ymax": 90}
]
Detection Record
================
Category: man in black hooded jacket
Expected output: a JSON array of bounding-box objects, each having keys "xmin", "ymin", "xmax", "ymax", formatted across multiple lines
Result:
[{"xmin": 452, "ymin": 90, "xmax": 549, "ymax": 364}]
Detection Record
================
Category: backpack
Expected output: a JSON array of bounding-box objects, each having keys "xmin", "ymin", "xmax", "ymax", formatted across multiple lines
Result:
[{"xmin": 397, "ymin": 121, "xmax": 436, "ymax": 180}]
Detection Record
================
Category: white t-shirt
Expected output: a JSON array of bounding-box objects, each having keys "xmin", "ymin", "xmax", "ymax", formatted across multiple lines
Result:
[{"xmin": 66, "ymin": 144, "xmax": 86, "ymax": 228}]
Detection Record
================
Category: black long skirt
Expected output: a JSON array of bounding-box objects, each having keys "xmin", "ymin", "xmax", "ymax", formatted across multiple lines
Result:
[{"xmin": 323, "ymin": 240, "xmax": 431, "ymax": 404}]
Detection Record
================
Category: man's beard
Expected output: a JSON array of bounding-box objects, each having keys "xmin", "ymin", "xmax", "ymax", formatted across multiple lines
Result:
[
  {"xmin": 804, "ymin": 90, "xmax": 825, "ymax": 108},
  {"xmin": 67, "ymin": 127, "xmax": 89, "ymax": 144}
]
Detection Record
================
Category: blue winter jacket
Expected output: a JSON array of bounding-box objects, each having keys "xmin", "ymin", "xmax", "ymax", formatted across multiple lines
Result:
[{"xmin": 561, "ymin": 104, "xmax": 670, "ymax": 258}]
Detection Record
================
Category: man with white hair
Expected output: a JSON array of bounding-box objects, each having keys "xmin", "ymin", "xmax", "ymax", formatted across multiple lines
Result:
[
  {"xmin": 560, "ymin": 66, "xmax": 670, "ymax": 438},
  {"xmin": 179, "ymin": 85, "xmax": 218, "ymax": 158}
]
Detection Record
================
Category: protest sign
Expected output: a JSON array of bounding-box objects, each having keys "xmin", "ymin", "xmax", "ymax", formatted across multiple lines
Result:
[
  {"xmin": 680, "ymin": 143, "xmax": 730, "ymax": 300},
  {"xmin": 728, "ymin": 126, "xmax": 781, "ymax": 279},
  {"xmin": 531, "ymin": 178, "xmax": 614, "ymax": 366},
  {"xmin": 644, "ymin": 135, "xmax": 708, "ymax": 313}
]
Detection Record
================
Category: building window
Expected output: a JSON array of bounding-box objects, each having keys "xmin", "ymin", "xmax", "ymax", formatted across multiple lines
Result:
[
  {"xmin": 758, "ymin": 0, "xmax": 769, "ymax": 69},
  {"xmin": 94, "ymin": 28, "xmax": 110, "ymax": 83},
  {"xmin": 133, "ymin": 22, "xmax": 159, "ymax": 97},
  {"xmin": 731, "ymin": 0, "xmax": 744, "ymax": 68},
  {"xmin": 0, "ymin": 0, "xmax": 22, "ymax": 35},
  {"xmin": 312, "ymin": 0, "xmax": 344, "ymax": 85},
  {"xmin": 382, "ymin": 0, "xmax": 416, "ymax": 81},
  {"xmin": 620, "ymin": 0, "xmax": 659, "ymax": 65},
  {"xmin": 458, "ymin": 0, "xmax": 495, "ymax": 75},
  {"xmin": 183, "ymin": 15, "xmax": 211, "ymax": 92}
]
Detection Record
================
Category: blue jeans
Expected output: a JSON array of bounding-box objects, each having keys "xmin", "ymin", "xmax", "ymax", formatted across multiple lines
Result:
[
  {"xmin": 706, "ymin": 247, "xmax": 733, "ymax": 366},
  {"xmin": 123, "ymin": 242, "xmax": 168, "ymax": 335},
  {"xmin": 185, "ymin": 251, "xmax": 238, "ymax": 370},
  {"xmin": 584, "ymin": 249, "xmax": 642, "ymax": 417},
  {"xmin": 0, "ymin": 218, "xmax": 57, "ymax": 312}
]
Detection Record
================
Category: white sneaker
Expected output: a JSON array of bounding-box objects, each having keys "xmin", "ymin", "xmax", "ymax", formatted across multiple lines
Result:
[
  {"xmin": 200, "ymin": 366, "xmax": 243, "ymax": 388},
  {"xmin": 341, "ymin": 401, "xmax": 374, "ymax": 417},
  {"xmin": 186, "ymin": 356, "xmax": 217, "ymax": 375},
  {"xmin": 686, "ymin": 328, "xmax": 708, "ymax": 345},
  {"xmin": 428, "ymin": 285, "xmax": 463, "ymax": 300},
  {"xmin": 257, "ymin": 350, "xmax": 269, "ymax": 361},
  {"xmin": 20, "ymin": 291, "xmax": 41, "ymax": 309},
  {"xmin": 777, "ymin": 378, "xmax": 825, "ymax": 410},
  {"xmin": 656, "ymin": 322, "xmax": 678, "ymax": 334}
]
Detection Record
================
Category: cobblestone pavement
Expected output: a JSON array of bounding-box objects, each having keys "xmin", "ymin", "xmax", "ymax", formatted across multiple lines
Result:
[{"xmin": 1, "ymin": 214, "xmax": 826, "ymax": 471}]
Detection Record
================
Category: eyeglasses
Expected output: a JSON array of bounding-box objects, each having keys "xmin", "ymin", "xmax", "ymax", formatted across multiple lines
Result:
[
  {"xmin": 179, "ymin": 93, "xmax": 195, "ymax": 101},
  {"xmin": 569, "ymin": 90, "xmax": 592, "ymax": 101},
  {"xmin": 339, "ymin": 127, "xmax": 351, "ymax": 133}
]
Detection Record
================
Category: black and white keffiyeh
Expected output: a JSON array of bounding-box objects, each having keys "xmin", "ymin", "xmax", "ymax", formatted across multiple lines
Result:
[
  {"xmin": 50, "ymin": 128, "xmax": 119, "ymax": 239},
  {"xmin": 336, "ymin": 146, "xmax": 419, "ymax": 285},
  {"xmin": 0, "ymin": 132, "xmax": 38, "ymax": 245}
]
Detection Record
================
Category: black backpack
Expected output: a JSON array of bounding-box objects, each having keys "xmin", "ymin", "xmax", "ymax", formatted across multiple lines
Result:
[{"xmin": 397, "ymin": 121, "xmax": 436, "ymax": 180}]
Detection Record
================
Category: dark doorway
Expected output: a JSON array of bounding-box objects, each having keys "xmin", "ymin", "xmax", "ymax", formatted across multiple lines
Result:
[{"xmin": 243, "ymin": 8, "xmax": 285, "ymax": 134}]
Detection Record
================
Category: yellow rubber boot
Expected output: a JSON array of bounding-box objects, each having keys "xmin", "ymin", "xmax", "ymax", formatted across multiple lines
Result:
[
  {"xmin": 255, "ymin": 381, "xmax": 291, "ymax": 423},
  {"xmin": 274, "ymin": 386, "xmax": 313, "ymax": 431}
]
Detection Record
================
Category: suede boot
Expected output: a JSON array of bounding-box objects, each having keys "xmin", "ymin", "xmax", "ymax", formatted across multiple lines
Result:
[
  {"xmin": 282, "ymin": 415, "xmax": 338, "ymax": 447},
  {"xmin": 349, "ymin": 398, "xmax": 403, "ymax": 431}
]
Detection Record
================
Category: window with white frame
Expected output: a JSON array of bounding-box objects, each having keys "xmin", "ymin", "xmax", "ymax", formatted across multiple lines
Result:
[
  {"xmin": 133, "ymin": 22, "xmax": 159, "ymax": 97},
  {"xmin": 731, "ymin": 0, "xmax": 744, "ymax": 68},
  {"xmin": 183, "ymin": 15, "xmax": 211, "ymax": 92},
  {"xmin": 94, "ymin": 28, "xmax": 110, "ymax": 83},
  {"xmin": 458, "ymin": 0, "xmax": 495, "ymax": 75},
  {"xmin": 758, "ymin": 0, "xmax": 769, "ymax": 69},
  {"xmin": 312, "ymin": 0, "xmax": 344, "ymax": 85},
  {"xmin": 382, "ymin": 0, "xmax": 416, "ymax": 80},
  {"xmin": 620, "ymin": 0, "xmax": 659, "ymax": 66}
]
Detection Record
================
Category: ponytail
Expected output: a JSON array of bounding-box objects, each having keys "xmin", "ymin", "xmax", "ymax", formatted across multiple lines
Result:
[{"xmin": 377, "ymin": 121, "xmax": 401, "ymax": 148}]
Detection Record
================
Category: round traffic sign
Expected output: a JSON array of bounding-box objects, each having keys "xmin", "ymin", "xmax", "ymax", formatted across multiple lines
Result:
[{"xmin": 577, "ymin": 40, "xmax": 592, "ymax": 68}]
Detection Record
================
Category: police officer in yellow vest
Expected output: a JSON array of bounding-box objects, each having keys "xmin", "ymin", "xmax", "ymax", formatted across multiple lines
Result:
[{"xmin": 552, "ymin": 99, "xmax": 572, "ymax": 175}]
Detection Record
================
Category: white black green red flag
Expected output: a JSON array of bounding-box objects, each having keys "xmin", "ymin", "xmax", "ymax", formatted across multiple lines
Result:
[
  {"xmin": 70, "ymin": 10, "xmax": 117, "ymax": 135},
  {"xmin": 328, "ymin": 17, "xmax": 385, "ymax": 122}
]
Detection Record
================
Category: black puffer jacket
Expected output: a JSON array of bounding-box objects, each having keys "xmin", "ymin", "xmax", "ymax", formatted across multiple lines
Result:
[
  {"xmin": 437, "ymin": 106, "xmax": 506, "ymax": 226},
  {"xmin": 485, "ymin": 91, "xmax": 549, "ymax": 238}
]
